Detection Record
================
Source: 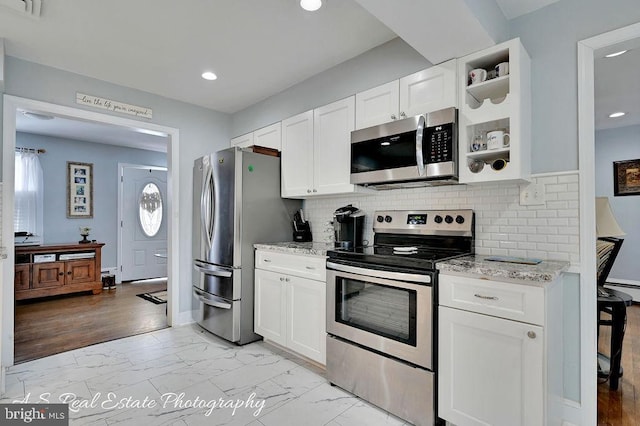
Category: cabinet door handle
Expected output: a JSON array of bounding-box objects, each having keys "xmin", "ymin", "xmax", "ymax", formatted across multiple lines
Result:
[
  {"xmin": 312, "ymin": 189, "xmax": 317, "ymax": 193},
  {"xmin": 263, "ymin": 259, "xmax": 271, "ymax": 263},
  {"xmin": 285, "ymin": 278, "xmax": 290, "ymax": 282},
  {"xmin": 527, "ymin": 331, "xmax": 537, "ymax": 339},
  {"xmin": 305, "ymin": 266, "xmax": 315, "ymax": 270},
  {"xmin": 307, "ymin": 189, "xmax": 312, "ymax": 193},
  {"xmin": 400, "ymin": 111, "xmax": 406, "ymax": 118},
  {"xmin": 474, "ymin": 293, "xmax": 498, "ymax": 300},
  {"xmin": 279, "ymin": 277, "xmax": 284, "ymax": 282},
  {"xmin": 67, "ymin": 271, "xmax": 72, "ymax": 275},
  {"xmin": 58, "ymin": 272, "xmax": 64, "ymax": 276},
  {"xmin": 391, "ymin": 114, "xmax": 397, "ymax": 120}
]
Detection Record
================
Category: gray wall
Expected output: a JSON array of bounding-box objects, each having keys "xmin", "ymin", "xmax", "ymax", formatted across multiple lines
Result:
[
  {"xmin": 4, "ymin": 56, "xmax": 231, "ymax": 314},
  {"xmin": 16, "ymin": 132, "xmax": 167, "ymax": 270},
  {"xmin": 231, "ymin": 37, "xmax": 432, "ymax": 137},
  {"xmin": 595, "ymin": 124, "xmax": 640, "ymax": 283},
  {"xmin": 508, "ymin": 0, "xmax": 640, "ymax": 173}
]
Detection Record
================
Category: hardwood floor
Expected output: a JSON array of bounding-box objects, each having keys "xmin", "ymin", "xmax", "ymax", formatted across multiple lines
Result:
[
  {"xmin": 14, "ymin": 279, "xmax": 168, "ymax": 364},
  {"xmin": 598, "ymin": 304, "xmax": 640, "ymax": 425}
]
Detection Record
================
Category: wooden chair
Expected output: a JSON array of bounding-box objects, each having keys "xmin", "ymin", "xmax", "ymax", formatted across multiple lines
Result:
[{"xmin": 596, "ymin": 237, "xmax": 631, "ymax": 390}]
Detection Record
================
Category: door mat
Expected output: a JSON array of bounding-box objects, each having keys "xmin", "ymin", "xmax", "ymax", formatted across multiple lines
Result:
[{"xmin": 136, "ymin": 290, "xmax": 168, "ymax": 304}]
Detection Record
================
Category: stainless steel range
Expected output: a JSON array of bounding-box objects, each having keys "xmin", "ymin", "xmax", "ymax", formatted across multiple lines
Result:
[{"xmin": 326, "ymin": 209, "xmax": 474, "ymax": 426}]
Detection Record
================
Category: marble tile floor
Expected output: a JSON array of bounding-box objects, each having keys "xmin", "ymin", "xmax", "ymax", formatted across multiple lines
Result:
[{"xmin": 2, "ymin": 324, "xmax": 410, "ymax": 426}]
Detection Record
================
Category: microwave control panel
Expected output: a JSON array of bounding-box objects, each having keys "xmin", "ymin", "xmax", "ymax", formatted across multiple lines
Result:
[{"xmin": 425, "ymin": 123, "xmax": 454, "ymax": 163}]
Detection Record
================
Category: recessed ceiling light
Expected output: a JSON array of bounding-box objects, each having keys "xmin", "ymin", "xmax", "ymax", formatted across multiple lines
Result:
[
  {"xmin": 605, "ymin": 50, "xmax": 628, "ymax": 58},
  {"xmin": 22, "ymin": 111, "xmax": 54, "ymax": 120},
  {"xmin": 201, "ymin": 71, "xmax": 218, "ymax": 81},
  {"xmin": 609, "ymin": 112, "xmax": 626, "ymax": 118},
  {"xmin": 300, "ymin": 0, "xmax": 322, "ymax": 11}
]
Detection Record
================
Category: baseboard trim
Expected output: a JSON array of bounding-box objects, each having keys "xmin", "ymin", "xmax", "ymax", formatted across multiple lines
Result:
[
  {"xmin": 604, "ymin": 282, "xmax": 640, "ymax": 302},
  {"xmin": 606, "ymin": 278, "xmax": 640, "ymax": 287},
  {"xmin": 175, "ymin": 310, "xmax": 195, "ymax": 326}
]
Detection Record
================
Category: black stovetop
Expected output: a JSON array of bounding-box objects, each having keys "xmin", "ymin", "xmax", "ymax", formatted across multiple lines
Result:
[{"xmin": 328, "ymin": 234, "xmax": 473, "ymax": 272}]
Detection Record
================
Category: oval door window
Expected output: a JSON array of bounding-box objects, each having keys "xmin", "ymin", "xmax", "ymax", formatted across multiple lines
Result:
[{"xmin": 138, "ymin": 182, "xmax": 163, "ymax": 237}]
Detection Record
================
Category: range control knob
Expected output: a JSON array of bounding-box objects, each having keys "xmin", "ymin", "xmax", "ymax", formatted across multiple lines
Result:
[
  {"xmin": 445, "ymin": 215, "xmax": 454, "ymax": 224},
  {"xmin": 455, "ymin": 215, "xmax": 465, "ymax": 224},
  {"xmin": 434, "ymin": 215, "xmax": 443, "ymax": 224},
  {"xmin": 376, "ymin": 215, "xmax": 384, "ymax": 223},
  {"xmin": 385, "ymin": 215, "xmax": 392, "ymax": 223}
]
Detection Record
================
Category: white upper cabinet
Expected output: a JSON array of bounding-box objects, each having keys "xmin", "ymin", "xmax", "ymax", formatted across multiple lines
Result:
[
  {"xmin": 281, "ymin": 110, "xmax": 314, "ymax": 197},
  {"xmin": 355, "ymin": 59, "xmax": 457, "ymax": 130},
  {"xmin": 313, "ymin": 96, "xmax": 355, "ymax": 195},
  {"xmin": 230, "ymin": 122, "xmax": 281, "ymax": 150},
  {"xmin": 230, "ymin": 131, "xmax": 254, "ymax": 148},
  {"xmin": 399, "ymin": 59, "xmax": 457, "ymax": 118},
  {"xmin": 458, "ymin": 38, "xmax": 531, "ymax": 184},
  {"xmin": 281, "ymin": 96, "xmax": 359, "ymax": 198},
  {"xmin": 355, "ymin": 80, "xmax": 400, "ymax": 129},
  {"xmin": 254, "ymin": 122, "xmax": 281, "ymax": 151}
]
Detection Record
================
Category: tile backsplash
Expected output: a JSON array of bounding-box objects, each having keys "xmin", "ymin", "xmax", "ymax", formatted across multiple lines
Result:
[{"xmin": 302, "ymin": 172, "xmax": 579, "ymax": 264}]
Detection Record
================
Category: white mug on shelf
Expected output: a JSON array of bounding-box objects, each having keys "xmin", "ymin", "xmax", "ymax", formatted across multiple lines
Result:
[
  {"xmin": 495, "ymin": 62, "xmax": 510, "ymax": 77},
  {"xmin": 469, "ymin": 68, "xmax": 487, "ymax": 85},
  {"xmin": 487, "ymin": 130, "xmax": 510, "ymax": 150}
]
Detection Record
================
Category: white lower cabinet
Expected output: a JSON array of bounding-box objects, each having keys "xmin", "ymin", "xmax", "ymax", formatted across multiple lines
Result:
[
  {"xmin": 438, "ymin": 273, "xmax": 563, "ymax": 426},
  {"xmin": 254, "ymin": 250, "xmax": 326, "ymax": 365}
]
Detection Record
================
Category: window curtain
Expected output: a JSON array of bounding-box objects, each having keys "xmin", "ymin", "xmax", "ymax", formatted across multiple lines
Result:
[{"xmin": 14, "ymin": 152, "xmax": 44, "ymax": 240}]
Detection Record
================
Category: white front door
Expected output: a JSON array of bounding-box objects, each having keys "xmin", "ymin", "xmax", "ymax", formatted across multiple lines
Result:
[{"xmin": 120, "ymin": 165, "xmax": 168, "ymax": 281}]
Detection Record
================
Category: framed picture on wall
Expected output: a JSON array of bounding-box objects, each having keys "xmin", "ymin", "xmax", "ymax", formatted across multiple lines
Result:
[
  {"xmin": 67, "ymin": 161, "xmax": 93, "ymax": 218},
  {"xmin": 613, "ymin": 159, "xmax": 640, "ymax": 196}
]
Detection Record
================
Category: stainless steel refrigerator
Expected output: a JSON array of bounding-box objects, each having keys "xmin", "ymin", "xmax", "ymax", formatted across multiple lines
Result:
[{"xmin": 192, "ymin": 147, "xmax": 301, "ymax": 344}]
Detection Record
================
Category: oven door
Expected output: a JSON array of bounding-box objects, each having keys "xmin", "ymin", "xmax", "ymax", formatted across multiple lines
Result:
[{"xmin": 326, "ymin": 262, "xmax": 433, "ymax": 369}]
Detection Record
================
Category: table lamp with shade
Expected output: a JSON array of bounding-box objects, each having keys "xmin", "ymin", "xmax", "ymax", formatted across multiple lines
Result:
[{"xmin": 595, "ymin": 197, "xmax": 625, "ymax": 287}]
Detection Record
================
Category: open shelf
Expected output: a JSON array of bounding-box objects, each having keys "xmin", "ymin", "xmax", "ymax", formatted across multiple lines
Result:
[
  {"xmin": 466, "ymin": 75, "xmax": 509, "ymax": 103},
  {"xmin": 466, "ymin": 147, "xmax": 510, "ymax": 161}
]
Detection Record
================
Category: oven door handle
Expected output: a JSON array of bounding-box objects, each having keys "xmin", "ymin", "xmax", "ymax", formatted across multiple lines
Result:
[
  {"xmin": 326, "ymin": 261, "xmax": 431, "ymax": 284},
  {"xmin": 415, "ymin": 114, "xmax": 426, "ymax": 177}
]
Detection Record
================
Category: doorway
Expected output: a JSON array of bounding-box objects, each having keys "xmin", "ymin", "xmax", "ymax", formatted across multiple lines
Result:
[
  {"xmin": 118, "ymin": 164, "xmax": 168, "ymax": 282},
  {"xmin": 578, "ymin": 21, "xmax": 640, "ymax": 425},
  {"xmin": 2, "ymin": 95, "xmax": 181, "ymax": 369}
]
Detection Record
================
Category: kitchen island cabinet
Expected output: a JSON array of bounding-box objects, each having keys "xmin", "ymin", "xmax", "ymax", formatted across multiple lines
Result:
[
  {"xmin": 254, "ymin": 248, "xmax": 327, "ymax": 364},
  {"xmin": 437, "ymin": 256, "xmax": 568, "ymax": 426}
]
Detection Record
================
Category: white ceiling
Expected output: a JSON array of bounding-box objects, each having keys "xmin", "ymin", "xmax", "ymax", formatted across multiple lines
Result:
[
  {"xmin": 595, "ymin": 39, "xmax": 640, "ymax": 131},
  {"xmin": 8, "ymin": 0, "xmax": 623, "ymax": 147},
  {"xmin": 16, "ymin": 110, "xmax": 169, "ymax": 152},
  {"xmin": 0, "ymin": 0, "xmax": 397, "ymax": 114}
]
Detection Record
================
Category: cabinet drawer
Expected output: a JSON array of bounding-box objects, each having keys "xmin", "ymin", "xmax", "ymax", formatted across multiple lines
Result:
[
  {"xmin": 439, "ymin": 274, "xmax": 544, "ymax": 325},
  {"xmin": 255, "ymin": 250, "xmax": 326, "ymax": 281}
]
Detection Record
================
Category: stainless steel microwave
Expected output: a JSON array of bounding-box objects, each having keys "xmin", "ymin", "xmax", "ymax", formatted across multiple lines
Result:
[{"xmin": 350, "ymin": 107, "xmax": 458, "ymax": 189}]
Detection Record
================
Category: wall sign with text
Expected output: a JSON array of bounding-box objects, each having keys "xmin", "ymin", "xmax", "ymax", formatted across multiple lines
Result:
[{"xmin": 76, "ymin": 93, "xmax": 152, "ymax": 119}]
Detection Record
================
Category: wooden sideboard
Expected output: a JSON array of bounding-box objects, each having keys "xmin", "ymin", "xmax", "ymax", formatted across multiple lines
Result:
[{"xmin": 15, "ymin": 242, "xmax": 105, "ymax": 300}]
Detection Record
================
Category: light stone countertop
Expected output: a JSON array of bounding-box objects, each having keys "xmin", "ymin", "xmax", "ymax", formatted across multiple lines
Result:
[
  {"xmin": 254, "ymin": 242, "xmax": 334, "ymax": 257},
  {"xmin": 436, "ymin": 254, "xmax": 570, "ymax": 286}
]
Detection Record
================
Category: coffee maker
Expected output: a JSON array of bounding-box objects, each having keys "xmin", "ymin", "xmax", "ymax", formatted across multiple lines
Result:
[{"xmin": 333, "ymin": 205, "xmax": 365, "ymax": 250}]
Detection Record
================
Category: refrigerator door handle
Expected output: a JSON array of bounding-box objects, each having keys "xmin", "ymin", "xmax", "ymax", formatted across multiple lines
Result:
[
  {"xmin": 200, "ymin": 164, "xmax": 214, "ymax": 250},
  {"xmin": 194, "ymin": 288, "xmax": 232, "ymax": 309},
  {"xmin": 193, "ymin": 260, "xmax": 233, "ymax": 277}
]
